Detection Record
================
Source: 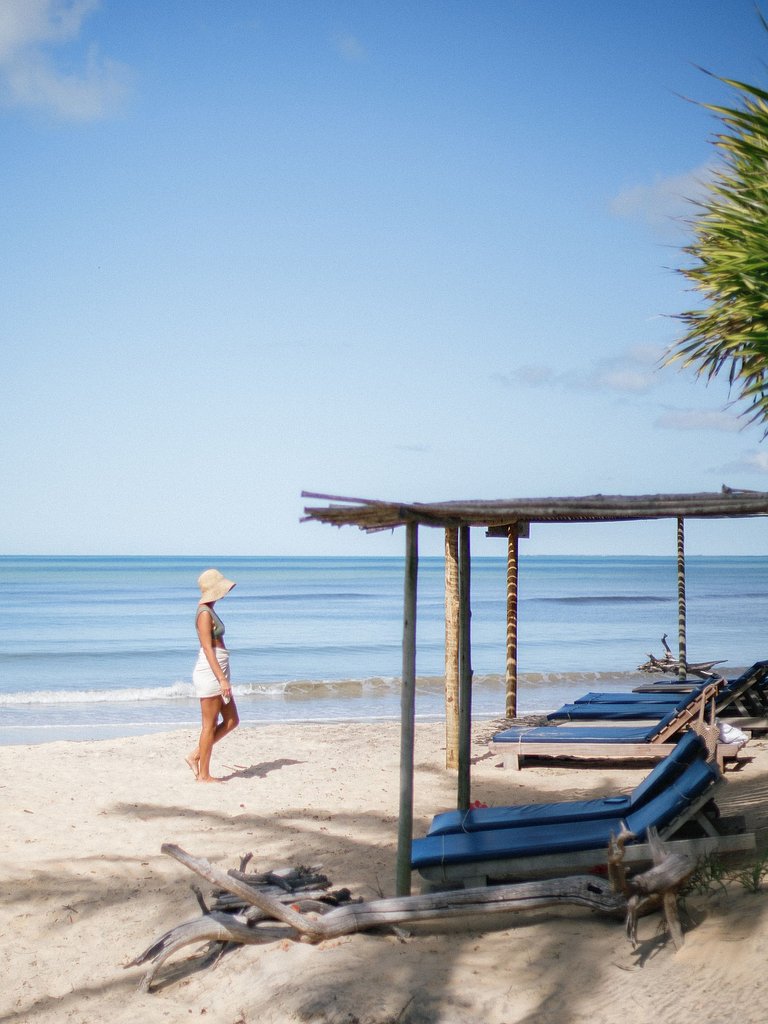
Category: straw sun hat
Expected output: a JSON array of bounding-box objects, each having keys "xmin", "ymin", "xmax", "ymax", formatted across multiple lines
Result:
[{"xmin": 197, "ymin": 568, "xmax": 236, "ymax": 605}]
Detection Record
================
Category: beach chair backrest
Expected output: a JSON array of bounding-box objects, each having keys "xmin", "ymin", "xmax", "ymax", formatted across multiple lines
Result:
[
  {"xmin": 653, "ymin": 682, "xmax": 719, "ymax": 743},
  {"xmin": 625, "ymin": 758, "xmax": 720, "ymax": 839},
  {"xmin": 630, "ymin": 731, "xmax": 706, "ymax": 807},
  {"xmin": 689, "ymin": 689, "xmax": 720, "ymax": 761},
  {"xmin": 716, "ymin": 662, "xmax": 768, "ymax": 714},
  {"xmin": 731, "ymin": 661, "xmax": 768, "ymax": 686}
]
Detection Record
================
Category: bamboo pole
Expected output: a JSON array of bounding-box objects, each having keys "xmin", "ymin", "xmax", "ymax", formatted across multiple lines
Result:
[
  {"xmin": 457, "ymin": 526, "xmax": 472, "ymax": 810},
  {"xmin": 677, "ymin": 517, "xmax": 687, "ymax": 682},
  {"xmin": 505, "ymin": 525, "xmax": 519, "ymax": 718},
  {"xmin": 396, "ymin": 522, "xmax": 418, "ymax": 897},
  {"xmin": 444, "ymin": 528, "xmax": 460, "ymax": 769}
]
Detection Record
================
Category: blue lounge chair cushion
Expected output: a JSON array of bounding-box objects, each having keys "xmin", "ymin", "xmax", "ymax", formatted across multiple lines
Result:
[
  {"xmin": 426, "ymin": 794, "xmax": 632, "ymax": 836},
  {"xmin": 427, "ymin": 732, "xmax": 705, "ymax": 836},
  {"xmin": 548, "ymin": 689, "xmax": 700, "ymax": 722},
  {"xmin": 414, "ymin": 816, "xmax": 629, "ymax": 869},
  {"xmin": 493, "ymin": 705, "xmax": 681, "ymax": 744},
  {"xmin": 628, "ymin": 729, "xmax": 704, "ymax": 804},
  {"xmin": 574, "ymin": 688, "xmax": 703, "ymax": 705},
  {"xmin": 548, "ymin": 703, "xmax": 677, "ymax": 721},
  {"xmin": 551, "ymin": 667, "xmax": 768, "ymax": 720},
  {"xmin": 412, "ymin": 756, "xmax": 719, "ymax": 869}
]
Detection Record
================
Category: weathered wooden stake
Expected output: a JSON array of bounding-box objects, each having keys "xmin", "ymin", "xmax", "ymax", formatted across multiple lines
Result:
[
  {"xmin": 677, "ymin": 517, "xmax": 687, "ymax": 682},
  {"xmin": 505, "ymin": 524, "xmax": 519, "ymax": 718},
  {"xmin": 457, "ymin": 526, "xmax": 472, "ymax": 810},
  {"xmin": 396, "ymin": 522, "xmax": 418, "ymax": 897},
  {"xmin": 444, "ymin": 528, "xmax": 460, "ymax": 769}
]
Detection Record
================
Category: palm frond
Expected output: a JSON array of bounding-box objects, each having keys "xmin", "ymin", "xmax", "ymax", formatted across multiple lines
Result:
[{"xmin": 666, "ymin": 26, "xmax": 768, "ymax": 434}]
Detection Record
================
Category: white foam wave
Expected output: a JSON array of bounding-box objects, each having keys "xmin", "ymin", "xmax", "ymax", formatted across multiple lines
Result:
[
  {"xmin": 0, "ymin": 669, "xmax": 654, "ymax": 706},
  {"xmin": 0, "ymin": 681, "xmax": 195, "ymax": 705}
]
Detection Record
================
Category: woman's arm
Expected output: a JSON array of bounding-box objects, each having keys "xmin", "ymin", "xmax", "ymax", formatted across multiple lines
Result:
[{"xmin": 196, "ymin": 608, "xmax": 231, "ymax": 699}]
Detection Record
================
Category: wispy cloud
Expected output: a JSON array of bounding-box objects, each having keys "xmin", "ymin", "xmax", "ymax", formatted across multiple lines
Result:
[
  {"xmin": 494, "ymin": 345, "xmax": 665, "ymax": 396},
  {"xmin": 655, "ymin": 408, "xmax": 742, "ymax": 433},
  {"xmin": 511, "ymin": 365, "xmax": 556, "ymax": 387},
  {"xmin": 609, "ymin": 162, "xmax": 715, "ymax": 238},
  {"xmin": 0, "ymin": 0, "xmax": 130, "ymax": 120},
  {"xmin": 590, "ymin": 345, "xmax": 663, "ymax": 394},
  {"xmin": 718, "ymin": 451, "xmax": 768, "ymax": 475},
  {"xmin": 333, "ymin": 32, "xmax": 366, "ymax": 63},
  {"xmin": 394, "ymin": 442, "xmax": 430, "ymax": 454}
]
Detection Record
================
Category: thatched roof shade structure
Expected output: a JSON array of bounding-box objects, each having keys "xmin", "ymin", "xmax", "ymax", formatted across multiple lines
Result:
[
  {"xmin": 303, "ymin": 487, "xmax": 768, "ymax": 530},
  {"xmin": 302, "ymin": 487, "xmax": 768, "ymax": 895}
]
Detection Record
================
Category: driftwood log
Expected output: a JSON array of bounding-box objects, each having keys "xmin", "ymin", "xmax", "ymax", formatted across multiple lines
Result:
[
  {"xmin": 128, "ymin": 831, "xmax": 696, "ymax": 992},
  {"xmin": 606, "ymin": 826, "xmax": 694, "ymax": 949},
  {"xmin": 638, "ymin": 634, "xmax": 725, "ymax": 679}
]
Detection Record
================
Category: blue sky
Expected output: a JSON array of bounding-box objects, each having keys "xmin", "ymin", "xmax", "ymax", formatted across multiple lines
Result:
[{"xmin": 3, "ymin": 0, "xmax": 768, "ymax": 557}]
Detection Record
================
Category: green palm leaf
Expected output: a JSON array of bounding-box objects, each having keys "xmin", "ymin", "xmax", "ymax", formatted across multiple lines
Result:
[{"xmin": 666, "ymin": 37, "xmax": 768, "ymax": 435}]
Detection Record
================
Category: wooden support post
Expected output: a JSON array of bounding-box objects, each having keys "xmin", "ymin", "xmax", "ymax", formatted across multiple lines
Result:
[
  {"xmin": 444, "ymin": 527, "xmax": 460, "ymax": 770},
  {"xmin": 505, "ymin": 525, "xmax": 519, "ymax": 718},
  {"xmin": 677, "ymin": 517, "xmax": 687, "ymax": 682},
  {"xmin": 396, "ymin": 523, "xmax": 418, "ymax": 897},
  {"xmin": 457, "ymin": 526, "xmax": 473, "ymax": 811}
]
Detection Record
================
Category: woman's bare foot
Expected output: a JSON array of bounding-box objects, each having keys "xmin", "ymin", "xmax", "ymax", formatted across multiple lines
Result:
[
  {"xmin": 197, "ymin": 775, "xmax": 224, "ymax": 783},
  {"xmin": 185, "ymin": 754, "xmax": 200, "ymax": 779}
]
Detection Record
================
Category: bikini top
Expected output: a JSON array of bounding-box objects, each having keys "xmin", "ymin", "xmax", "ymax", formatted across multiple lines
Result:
[{"xmin": 197, "ymin": 605, "xmax": 225, "ymax": 639}]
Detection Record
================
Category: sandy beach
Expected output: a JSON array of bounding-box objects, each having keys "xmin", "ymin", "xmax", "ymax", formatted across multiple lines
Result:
[{"xmin": 3, "ymin": 721, "xmax": 768, "ymax": 1024}]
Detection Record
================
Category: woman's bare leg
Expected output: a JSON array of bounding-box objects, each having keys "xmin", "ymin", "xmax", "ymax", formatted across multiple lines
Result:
[
  {"xmin": 191, "ymin": 698, "xmax": 240, "ymax": 782},
  {"xmin": 197, "ymin": 697, "xmax": 224, "ymax": 782}
]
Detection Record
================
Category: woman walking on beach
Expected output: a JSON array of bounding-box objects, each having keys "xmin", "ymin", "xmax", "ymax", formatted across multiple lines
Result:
[{"xmin": 186, "ymin": 568, "xmax": 239, "ymax": 782}]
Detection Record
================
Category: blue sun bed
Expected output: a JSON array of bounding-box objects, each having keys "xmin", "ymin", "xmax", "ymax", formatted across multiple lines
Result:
[
  {"xmin": 427, "ymin": 731, "xmax": 706, "ymax": 837},
  {"xmin": 548, "ymin": 690, "xmax": 700, "ymax": 722},
  {"xmin": 490, "ymin": 682, "xmax": 746, "ymax": 769},
  {"xmin": 496, "ymin": 709, "xmax": 680, "ymax": 745},
  {"xmin": 573, "ymin": 686, "xmax": 706, "ymax": 705},
  {"xmin": 581, "ymin": 662, "xmax": 768, "ymax": 707},
  {"xmin": 548, "ymin": 663, "xmax": 768, "ymax": 724},
  {"xmin": 412, "ymin": 752, "xmax": 755, "ymax": 885},
  {"xmin": 414, "ymin": 756, "xmax": 717, "ymax": 868}
]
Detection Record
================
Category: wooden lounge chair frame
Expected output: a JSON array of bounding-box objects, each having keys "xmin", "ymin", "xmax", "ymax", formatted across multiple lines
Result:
[
  {"xmin": 630, "ymin": 662, "xmax": 768, "ymax": 733},
  {"xmin": 492, "ymin": 684, "xmax": 745, "ymax": 771},
  {"xmin": 679, "ymin": 662, "xmax": 768, "ymax": 730}
]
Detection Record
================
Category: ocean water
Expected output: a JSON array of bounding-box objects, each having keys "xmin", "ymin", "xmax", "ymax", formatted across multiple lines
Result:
[{"xmin": 1, "ymin": 555, "xmax": 766, "ymax": 745}]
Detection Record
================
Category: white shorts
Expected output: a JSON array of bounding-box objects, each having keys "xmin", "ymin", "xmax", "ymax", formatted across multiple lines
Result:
[{"xmin": 192, "ymin": 648, "xmax": 230, "ymax": 699}]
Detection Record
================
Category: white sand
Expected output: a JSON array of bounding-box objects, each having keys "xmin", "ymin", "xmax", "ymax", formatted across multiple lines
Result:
[{"xmin": 2, "ymin": 722, "xmax": 768, "ymax": 1024}]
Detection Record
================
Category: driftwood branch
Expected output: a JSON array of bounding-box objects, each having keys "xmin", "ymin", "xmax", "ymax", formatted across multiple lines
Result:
[
  {"xmin": 131, "ymin": 835, "xmax": 696, "ymax": 992},
  {"xmin": 624, "ymin": 830, "xmax": 694, "ymax": 950},
  {"xmin": 159, "ymin": 844, "xmax": 627, "ymax": 941},
  {"xmin": 638, "ymin": 635, "xmax": 725, "ymax": 679},
  {"xmin": 128, "ymin": 912, "xmax": 292, "ymax": 993}
]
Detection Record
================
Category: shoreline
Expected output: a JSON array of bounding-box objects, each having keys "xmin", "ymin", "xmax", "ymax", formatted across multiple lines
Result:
[
  {"xmin": 0, "ymin": 712, "xmax": 498, "ymax": 748},
  {"xmin": 3, "ymin": 722, "xmax": 768, "ymax": 1024},
  {"xmin": 2, "ymin": 668, "xmax": 710, "ymax": 749}
]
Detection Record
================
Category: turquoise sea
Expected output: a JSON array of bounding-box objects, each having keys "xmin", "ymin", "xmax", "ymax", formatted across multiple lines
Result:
[{"xmin": 1, "ymin": 555, "xmax": 766, "ymax": 745}]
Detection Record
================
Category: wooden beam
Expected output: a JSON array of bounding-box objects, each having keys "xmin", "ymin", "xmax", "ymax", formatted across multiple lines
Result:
[
  {"xmin": 444, "ymin": 528, "xmax": 460, "ymax": 770},
  {"xmin": 396, "ymin": 523, "xmax": 418, "ymax": 897},
  {"xmin": 457, "ymin": 526, "xmax": 473, "ymax": 810},
  {"xmin": 486, "ymin": 522, "xmax": 530, "ymax": 539}
]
